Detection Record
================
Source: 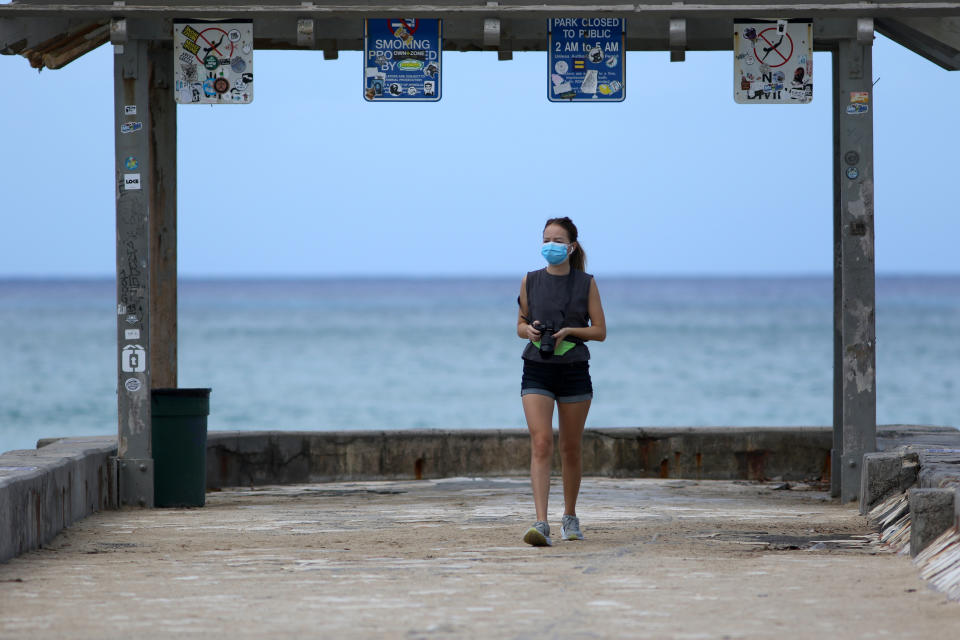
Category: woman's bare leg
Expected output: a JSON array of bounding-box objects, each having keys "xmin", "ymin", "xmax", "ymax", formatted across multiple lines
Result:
[
  {"xmin": 557, "ymin": 398, "xmax": 590, "ymax": 517},
  {"xmin": 522, "ymin": 393, "xmax": 556, "ymax": 522}
]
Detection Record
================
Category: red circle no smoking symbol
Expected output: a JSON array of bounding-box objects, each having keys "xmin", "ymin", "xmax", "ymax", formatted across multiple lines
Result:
[
  {"xmin": 753, "ymin": 28, "xmax": 794, "ymax": 68},
  {"xmin": 388, "ymin": 19, "xmax": 419, "ymax": 35}
]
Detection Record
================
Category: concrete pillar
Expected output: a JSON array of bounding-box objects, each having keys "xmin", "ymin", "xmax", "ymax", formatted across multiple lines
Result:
[
  {"xmin": 114, "ymin": 39, "xmax": 154, "ymax": 507},
  {"xmin": 148, "ymin": 41, "xmax": 177, "ymax": 390},
  {"xmin": 832, "ymin": 36, "xmax": 878, "ymax": 503}
]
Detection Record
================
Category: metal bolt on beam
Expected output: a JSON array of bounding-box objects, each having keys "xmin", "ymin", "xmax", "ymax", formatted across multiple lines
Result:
[
  {"xmin": 297, "ymin": 19, "xmax": 315, "ymax": 48},
  {"xmin": 857, "ymin": 17, "xmax": 874, "ymax": 45},
  {"xmin": 110, "ymin": 17, "xmax": 127, "ymax": 55},
  {"xmin": 669, "ymin": 17, "xmax": 686, "ymax": 62},
  {"xmin": 483, "ymin": 18, "xmax": 501, "ymax": 48}
]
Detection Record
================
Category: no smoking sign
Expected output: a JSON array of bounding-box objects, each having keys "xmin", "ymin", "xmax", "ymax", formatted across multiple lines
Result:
[
  {"xmin": 753, "ymin": 27, "xmax": 793, "ymax": 68},
  {"xmin": 174, "ymin": 20, "xmax": 254, "ymax": 104},
  {"xmin": 734, "ymin": 19, "xmax": 812, "ymax": 104}
]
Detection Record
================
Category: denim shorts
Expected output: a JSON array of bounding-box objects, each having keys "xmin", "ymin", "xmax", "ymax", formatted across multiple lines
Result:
[{"xmin": 521, "ymin": 359, "xmax": 593, "ymax": 404}]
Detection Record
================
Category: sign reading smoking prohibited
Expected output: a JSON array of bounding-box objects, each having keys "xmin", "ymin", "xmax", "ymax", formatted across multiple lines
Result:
[
  {"xmin": 364, "ymin": 19, "xmax": 442, "ymax": 102},
  {"xmin": 734, "ymin": 19, "xmax": 812, "ymax": 104}
]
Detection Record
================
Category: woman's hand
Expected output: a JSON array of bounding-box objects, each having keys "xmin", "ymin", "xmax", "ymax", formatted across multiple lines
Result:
[
  {"xmin": 552, "ymin": 327, "xmax": 571, "ymax": 343},
  {"xmin": 525, "ymin": 322, "xmax": 543, "ymax": 342}
]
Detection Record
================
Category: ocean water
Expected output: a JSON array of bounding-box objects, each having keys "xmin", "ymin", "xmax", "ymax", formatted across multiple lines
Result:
[{"xmin": 1, "ymin": 276, "xmax": 957, "ymax": 454}]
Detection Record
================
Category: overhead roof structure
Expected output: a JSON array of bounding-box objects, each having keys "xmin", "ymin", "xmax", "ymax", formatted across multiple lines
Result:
[
  {"xmin": 3, "ymin": 1, "xmax": 960, "ymax": 69},
  {"xmin": 2, "ymin": 1, "xmax": 958, "ymax": 508}
]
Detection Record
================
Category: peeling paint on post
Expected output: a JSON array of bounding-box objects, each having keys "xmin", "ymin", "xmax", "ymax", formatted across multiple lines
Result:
[
  {"xmin": 115, "ymin": 39, "xmax": 154, "ymax": 508},
  {"xmin": 833, "ymin": 36, "xmax": 877, "ymax": 503}
]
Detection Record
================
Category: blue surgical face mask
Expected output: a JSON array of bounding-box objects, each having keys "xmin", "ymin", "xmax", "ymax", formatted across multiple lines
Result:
[{"xmin": 541, "ymin": 242, "xmax": 569, "ymax": 265}]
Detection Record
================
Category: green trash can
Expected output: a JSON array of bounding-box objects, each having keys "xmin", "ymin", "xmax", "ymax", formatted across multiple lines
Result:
[{"xmin": 151, "ymin": 388, "xmax": 211, "ymax": 508}]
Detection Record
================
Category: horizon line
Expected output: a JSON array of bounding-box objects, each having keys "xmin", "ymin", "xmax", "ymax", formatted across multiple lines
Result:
[{"xmin": 2, "ymin": 271, "xmax": 959, "ymax": 281}]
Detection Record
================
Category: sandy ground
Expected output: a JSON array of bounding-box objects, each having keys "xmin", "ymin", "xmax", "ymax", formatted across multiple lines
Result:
[{"xmin": 1, "ymin": 477, "xmax": 958, "ymax": 639}]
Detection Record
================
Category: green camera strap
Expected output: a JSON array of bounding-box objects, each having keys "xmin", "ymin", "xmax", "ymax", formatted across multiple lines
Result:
[{"xmin": 531, "ymin": 339, "xmax": 577, "ymax": 357}]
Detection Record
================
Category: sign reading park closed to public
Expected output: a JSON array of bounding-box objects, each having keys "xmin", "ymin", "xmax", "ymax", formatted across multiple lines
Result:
[
  {"xmin": 548, "ymin": 18, "xmax": 625, "ymax": 102},
  {"xmin": 173, "ymin": 20, "xmax": 253, "ymax": 104},
  {"xmin": 364, "ymin": 19, "xmax": 442, "ymax": 101},
  {"xmin": 734, "ymin": 19, "xmax": 812, "ymax": 104}
]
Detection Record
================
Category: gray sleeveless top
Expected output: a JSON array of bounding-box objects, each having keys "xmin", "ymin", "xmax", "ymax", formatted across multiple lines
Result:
[{"xmin": 521, "ymin": 268, "xmax": 593, "ymax": 363}]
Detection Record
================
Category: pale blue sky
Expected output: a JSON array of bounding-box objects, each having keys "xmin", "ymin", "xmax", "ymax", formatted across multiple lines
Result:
[{"xmin": 1, "ymin": 35, "xmax": 958, "ymax": 277}]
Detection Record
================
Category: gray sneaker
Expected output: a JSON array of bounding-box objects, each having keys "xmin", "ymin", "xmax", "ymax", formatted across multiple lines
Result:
[
  {"xmin": 523, "ymin": 520, "xmax": 552, "ymax": 547},
  {"xmin": 560, "ymin": 514, "xmax": 584, "ymax": 541}
]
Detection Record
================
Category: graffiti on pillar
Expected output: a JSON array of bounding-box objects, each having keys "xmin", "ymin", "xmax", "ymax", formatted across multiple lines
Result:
[
  {"xmin": 117, "ymin": 234, "xmax": 145, "ymax": 324},
  {"xmin": 734, "ymin": 19, "xmax": 812, "ymax": 104},
  {"xmin": 174, "ymin": 20, "xmax": 254, "ymax": 104}
]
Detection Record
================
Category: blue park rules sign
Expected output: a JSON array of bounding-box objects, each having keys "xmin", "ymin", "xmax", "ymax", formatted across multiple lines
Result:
[
  {"xmin": 548, "ymin": 18, "xmax": 625, "ymax": 102},
  {"xmin": 364, "ymin": 19, "xmax": 442, "ymax": 102}
]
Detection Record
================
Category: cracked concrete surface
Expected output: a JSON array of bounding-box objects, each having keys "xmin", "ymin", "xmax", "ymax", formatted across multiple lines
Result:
[{"xmin": 1, "ymin": 478, "xmax": 958, "ymax": 639}]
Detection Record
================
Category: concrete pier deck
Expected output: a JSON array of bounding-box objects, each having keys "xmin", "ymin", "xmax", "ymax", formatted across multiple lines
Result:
[{"xmin": 1, "ymin": 477, "xmax": 958, "ymax": 639}]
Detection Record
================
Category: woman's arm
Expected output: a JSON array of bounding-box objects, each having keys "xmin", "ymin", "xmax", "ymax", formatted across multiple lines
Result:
[
  {"xmin": 517, "ymin": 275, "xmax": 542, "ymax": 341},
  {"xmin": 554, "ymin": 278, "xmax": 606, "ymax": 343}
]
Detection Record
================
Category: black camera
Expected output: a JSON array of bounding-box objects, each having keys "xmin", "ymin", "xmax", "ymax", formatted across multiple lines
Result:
[{"xmin": 536, "ymin": 322, "xmax": 557, "ymax": 357}]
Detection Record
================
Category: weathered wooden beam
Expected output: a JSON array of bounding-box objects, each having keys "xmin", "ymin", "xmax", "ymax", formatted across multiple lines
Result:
[
  {"xmin": 1, "ymin": 17, "xmax": 107, "ymax": 67},
  {"xmin": 876, "ymin": 17, "xmax": 960, "ymax": 69},
  {"xmin": 40, "ymin": 23, "xmax": 108, "ymax": 69},
  {"xmin": 0, "ymin": 17, "xmax": 73, "ymax": 54},
  {"xmin": 148, "ymin": 40, "xmax": 178, "ymax": 391}
]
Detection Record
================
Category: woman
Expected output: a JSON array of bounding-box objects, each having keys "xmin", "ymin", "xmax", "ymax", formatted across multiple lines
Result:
[{"xmin": 517, "ymin": 217, "xmax": 606, "ymax": 546}]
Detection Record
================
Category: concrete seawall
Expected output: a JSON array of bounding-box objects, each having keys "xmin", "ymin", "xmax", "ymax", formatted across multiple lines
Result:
[
  {"xmin": 4, "ymin": 424, "xmax": 957, "ymax": 564},
  {"xmin": 0, "ymin": 437, "xmax": 116, "ymax": 563},
  {"xmin": 203, "ymin": 427, "xmax": 834, "ymax": 488}
]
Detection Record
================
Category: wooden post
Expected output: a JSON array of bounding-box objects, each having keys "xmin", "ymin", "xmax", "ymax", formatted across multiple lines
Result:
[{"xmin": 148, "ymin": 40, "xmax": 177, "ymax": 390}]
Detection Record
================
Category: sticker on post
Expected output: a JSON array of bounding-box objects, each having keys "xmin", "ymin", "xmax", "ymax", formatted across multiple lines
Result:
[
  {"xmin": 846, "ymin": 103, "xmax": 869, "ymax": 115},
  {"xmin": 124, "ymin": 378, "xmax": 143, "ymax": 393},
  {"xmin": 120, "ymin": 122, "xmax": 143, "ymax": 134},
  {"xmin": 124, "ymin": 105, "xmax": 137, "ymax": 115},
  {"xmin": 121, "ymin": 344, "xmax": 146, "ymax": 373},
  {"xmin": 125, "ymin": 329, "xmax": 141, "ymax": 340},
  {"xmin": 849, "ymin": 91, "xmax": 869, "ymax": 104},
  {"xmin": 123, "ymin": 174, "xmax": 141, "ymax": 190},
  {"xmin": 124, "ymin": 156, "xmax": 139, "ymax": 171}
]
